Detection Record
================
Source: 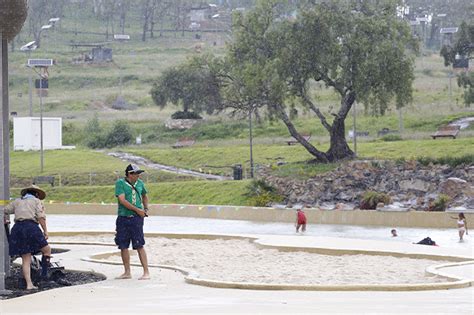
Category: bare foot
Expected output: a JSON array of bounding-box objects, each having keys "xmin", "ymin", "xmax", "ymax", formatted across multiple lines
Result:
[
  {"xmin": 26, "ymin": 285, "xmax": 38, "ymax": 290},
  {"xmin": 138, "ymin": 274, "xmax": 150, "ymax": 280},
  {"xmin": 115, "ymin": 273, "xmax": 132, "ymax": 280}
]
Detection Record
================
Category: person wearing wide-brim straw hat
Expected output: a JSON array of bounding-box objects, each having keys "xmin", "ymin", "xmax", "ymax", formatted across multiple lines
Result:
[
  {"xmin": 3, "ymin": 184, "xmax": 52, "ymax": 290},
  {"xmin": 20, "ymin": 184, "xmax": 46, "ymax": 200}
]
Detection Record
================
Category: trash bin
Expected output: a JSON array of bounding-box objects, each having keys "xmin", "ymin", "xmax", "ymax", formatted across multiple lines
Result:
[{"xmin": 232, "ymin": 164, "xmax": 243, "ymax": 180}]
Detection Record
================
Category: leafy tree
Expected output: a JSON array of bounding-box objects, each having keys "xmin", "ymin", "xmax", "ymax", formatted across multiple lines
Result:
[
  {"xmin": 221, "ymin": 0, "xmax": 416, "ymax": 162},
  {"xmin": 150, "ymin": 57, "xmax": 222, "ymax": 115},
  {"xmin": 440, "ymin": 21, "xmax": 473, "ymax": 106}
]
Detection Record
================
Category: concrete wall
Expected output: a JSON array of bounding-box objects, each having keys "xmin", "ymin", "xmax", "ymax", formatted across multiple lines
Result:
[{"xmin": 46, "ymin": 203, "xmax": 473, "ymax": 229}]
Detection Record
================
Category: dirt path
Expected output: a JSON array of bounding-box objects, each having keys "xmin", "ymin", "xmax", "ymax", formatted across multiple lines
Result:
[{"xmin": 108, "ymin": 151, "xmax": 231, "ymax": 180}]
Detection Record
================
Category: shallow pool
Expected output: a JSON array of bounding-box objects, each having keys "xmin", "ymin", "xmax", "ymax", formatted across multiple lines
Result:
[{"xmin": 38, "ymin": 214, "xmax": 472, "ymax": 251}]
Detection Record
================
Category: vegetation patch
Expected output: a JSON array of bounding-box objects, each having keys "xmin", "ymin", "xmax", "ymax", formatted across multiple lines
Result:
[
  {"xmin": 360, "ymin": 191, "xmax": 391, "ymax": 210},
  {"xmin": 245, "ymin": 179, "xmax": 284, "ymax": 207}
]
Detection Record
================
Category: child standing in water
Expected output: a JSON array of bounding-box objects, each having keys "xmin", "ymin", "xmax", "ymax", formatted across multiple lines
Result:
[
  {"xmin": 295, "ymin": 207, "xmax": 307, "ymax": 233},
  {"xmin": 451, "ymin": 212, "xmax": 468, "ymax": 241}
]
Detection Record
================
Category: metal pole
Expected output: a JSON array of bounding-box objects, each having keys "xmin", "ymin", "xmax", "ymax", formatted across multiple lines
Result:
[
  {"xmin": 448, "ymin": 71, "xmax": 452, "ymax": 101},
  {"xmin": 249, "ymin": 107, "xmax": 254, "ymax": 178},
  {"xmin": 27, "ymin": 51, "xmax": 33, "ymax": 116},
  {"xmin": 398, "ymin": 107, "xmax": 404, "ymax": 133},
  {"xmin": 352, "ymin": 102, "xmax": 357, "ymax": 157},
  {"xmin": 119, "ymin": 65, "xmax": 123, "ymax": 96},
  {"xmin": 0, "ymin": 35, "xmax": 12, "ymax": 294},
  {"xmin": 40, "ymin": 76, "xmax": 44, "ymax": 173},
  {"xmin": 28, "ymin": 73, "xmax": 33, "ymax": 116}
]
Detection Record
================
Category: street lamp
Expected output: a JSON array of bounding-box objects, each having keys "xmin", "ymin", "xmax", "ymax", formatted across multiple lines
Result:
[
  {"xmin": 36, "ymin": 17, "xmax": 60, "ymax": 49},
  {"xmin": 27, "ymin": 59, "xmax": 53, "ymax": 173},
  {"xmin": 20, "ymin": 41, "xmax": 37, "ymax": 116}
]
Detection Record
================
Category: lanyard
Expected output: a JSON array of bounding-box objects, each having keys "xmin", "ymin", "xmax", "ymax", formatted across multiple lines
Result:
[{"xmin": 124, "ymin": 178, "xmax": 142, "ymax": 205}]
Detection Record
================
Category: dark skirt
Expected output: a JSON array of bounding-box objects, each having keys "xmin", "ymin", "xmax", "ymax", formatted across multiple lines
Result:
[{"xmin": 9, "ymin": 220, "xmax": 48, "ymax": 256}]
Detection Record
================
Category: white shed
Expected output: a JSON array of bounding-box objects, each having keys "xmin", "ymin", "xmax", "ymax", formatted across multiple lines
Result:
[{"xmin": 13, "ymin": 116, "xmax": 71, "ymax": 151}]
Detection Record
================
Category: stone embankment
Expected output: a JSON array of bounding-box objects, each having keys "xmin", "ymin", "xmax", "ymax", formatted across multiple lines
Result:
[{"xmin": 259, "ymin": 160, "xmax": 473, "ymax": 211}]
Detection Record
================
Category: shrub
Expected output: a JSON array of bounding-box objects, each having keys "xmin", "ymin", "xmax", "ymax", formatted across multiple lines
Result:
[
  {"xmin": 245, "ymin": 179, "xmax": 283, "ymax": 207},
  {"xmin": 428, "ymin": 194, "xmax": 451, "ymax": 211},
  {"xmin": 105, "ymin": 120, "xmax": 133, "ymax": 148},
  {"xmin": 85, "ymin": 133, "xmax": 108, "ymax": 149},
  {"xmin": 84, "ymin": 114, "xmax": 106, "ymax": 148},
  {"xmin": 171, "ymin": 111, "xmax": 202, "ymax": 119},
  {"xmin": 360, "ymin": 191, "xmax": 391, "ymax": 210}
]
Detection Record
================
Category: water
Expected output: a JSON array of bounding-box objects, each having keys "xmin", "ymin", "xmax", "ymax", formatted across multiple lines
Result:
[{"xmin": 44, "ymin": 215, "xmax": 471, "ymax": 250}]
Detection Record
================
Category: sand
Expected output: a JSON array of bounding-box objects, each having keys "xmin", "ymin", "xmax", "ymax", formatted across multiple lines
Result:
[{"xmin": 51, "ymin": 235, "xmax": 453, "ymax": 285}]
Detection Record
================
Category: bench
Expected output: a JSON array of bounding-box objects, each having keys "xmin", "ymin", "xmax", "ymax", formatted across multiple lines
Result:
[
  {"xmin": 286, "ymin": 134, "xmax": 311, "ymax": 146},
  {"xmin": 431, "ymin": 125, "xmax": 460, "ymax": 139},
  {"xmin": 172, "ymin": 137, "xmax": 196, "ymax": 149},
  {"xmin": 33, "ymin": 176, "xmax": 55, "ymax": 187},
  {"xmin": 377, "ymin": 128, "xmax": 399, "ymax": 137},
  {"xmin": 348, "ymin": 130, "xmax": 369, "ymax": 139}
]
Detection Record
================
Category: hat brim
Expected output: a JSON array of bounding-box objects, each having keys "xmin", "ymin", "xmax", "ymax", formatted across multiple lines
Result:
[
  {"xmin": 21, "ymin": 186, "xmax": 46, "ymax": 200},
  {"xmin": 128, "ymin": 170, "xmax": 145, "ymax": 174}
]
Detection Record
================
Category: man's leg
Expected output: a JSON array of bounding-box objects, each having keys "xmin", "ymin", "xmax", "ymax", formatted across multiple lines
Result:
[
  {"xmin": 21, "ymin": 253, "xmax": 37, "ymax": 290},
  {"xmin": 137, "ymin": 247, "xmax": 150, "ymax": 280},
  {"xmin": 116, "ymin": 249, "xmax": 132, "ymax": 279}
]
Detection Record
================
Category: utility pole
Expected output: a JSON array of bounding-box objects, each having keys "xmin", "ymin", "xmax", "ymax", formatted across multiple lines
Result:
[
  {"xmin": 352, "ymin": 102, "xmax": 357, "ymax": 157},
  {"xmin": 249, "ymin": 106, "xmax": 254, "ymax": 178},
  {"xmin": 0, "ymin": 35, "xmax": 11, "ymax": 294}
]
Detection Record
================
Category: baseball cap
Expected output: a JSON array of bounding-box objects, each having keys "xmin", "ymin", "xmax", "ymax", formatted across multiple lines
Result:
[{"xmin": 125, "ymin": 164, "xmax": 145, "ymax": 174}]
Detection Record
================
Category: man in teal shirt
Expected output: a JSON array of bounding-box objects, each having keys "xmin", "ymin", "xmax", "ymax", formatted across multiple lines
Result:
[{"xmin": 114, "ymin": 164, "xmax": 150, "ymax": 280}]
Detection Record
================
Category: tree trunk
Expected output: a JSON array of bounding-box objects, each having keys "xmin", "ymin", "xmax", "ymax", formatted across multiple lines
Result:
[
  {"xmin": 274, "ymin": 103, "xmax": 329, "ymax": 162},
  {"xmin": 326, "ymin": 117, "xmax": 354, "ymax": 161},
  {"xmin": 325, "ymin": 92, "xmax": 356, "ymax": 161}
]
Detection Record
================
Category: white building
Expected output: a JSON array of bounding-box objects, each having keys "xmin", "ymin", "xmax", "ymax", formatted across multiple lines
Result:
[{"xmin": 13, "ymin": 116, "xmax": 75, "ymax": 151}]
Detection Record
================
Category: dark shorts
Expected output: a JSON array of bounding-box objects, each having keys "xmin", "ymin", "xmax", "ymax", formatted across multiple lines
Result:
[
  {"xmin": 9, "ymin": 220, "xmax": 48, "ymax": 256},
  {"xmin": 115, "ymin": 216, "xmax": 145, "ymax": 250}
]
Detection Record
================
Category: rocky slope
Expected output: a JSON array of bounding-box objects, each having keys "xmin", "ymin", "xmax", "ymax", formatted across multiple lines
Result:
[{"xmin": 259, "ymin": 160, "xmax": 473, "ymax": 211}]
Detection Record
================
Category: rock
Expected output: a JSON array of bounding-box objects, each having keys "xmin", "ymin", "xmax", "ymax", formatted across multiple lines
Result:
[
  {"xmin": 399, "ymin": 179, "xmax": 431, "ymax": 192},
  {"xmin": 165, "ymin": 119, "xmax": 201, "ymax": 130},
  {"xmin": 439, "ymin": 177, "xmax": 470, "ymax": 199},
  {"xmin": 257, "ymin": 161, "xmax": 473, "ymax": 211}
]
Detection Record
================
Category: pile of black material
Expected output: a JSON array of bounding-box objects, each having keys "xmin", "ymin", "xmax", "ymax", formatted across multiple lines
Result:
[
  {"xmin": 2, "ymin": 249, "xmax": 106, "ymax": 299},
  {"xmin": 3, "ymin": 264, "xmax": 106, "ymax": 299}
]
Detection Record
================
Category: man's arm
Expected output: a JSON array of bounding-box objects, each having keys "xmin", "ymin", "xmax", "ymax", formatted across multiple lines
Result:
[
  {"xmin": 117, "ymin": 194, "xmax": 146, "ymax": 218},
  {"xmin": 142, "ymin": 194, "xmax": 149, "ymax": 216},
  {"xmin": 142, "ymin": 194, "xmax": 149, "ymax": 210}
]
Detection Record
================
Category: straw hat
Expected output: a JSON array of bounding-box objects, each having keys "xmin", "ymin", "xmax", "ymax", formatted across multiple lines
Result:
[{"xmin": 21, "ymin": 185, "xmax": 46, "ymax": 200}]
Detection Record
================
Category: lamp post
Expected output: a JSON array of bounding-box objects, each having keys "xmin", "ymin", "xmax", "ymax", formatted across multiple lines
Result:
[
  {"xmin": 20, "ymin": 41, "xmax": 37, "ymax": 116},
  {"xmin": 27, "ymin": 63, "xmax": 52, "ymax": 173},
  {"xmin": 352, "ymin": 102, "xmax": 357, "ymax": 157},
  {"xmin": 29, "ymin": 19, "xmax": 58, "ymax": 173},
  {"xmin": 248, "ymin": 105, "xmax": 254, "ymax": 178}
]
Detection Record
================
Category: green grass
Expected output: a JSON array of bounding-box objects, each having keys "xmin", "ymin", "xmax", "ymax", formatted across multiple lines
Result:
[
  {"xmin": 9, "ymin": 149, "xmax": 194, "ymax": 187},
  {"xmin": 10, "ymin": 136, "xmax": 473, "ymax": 185},
  {"xmin": 11, "ymin": 180, "xmax": 251, "ymax": 206},
  {"xmin": 357, "ymin": 138, "xmax": 474, "ymax": 160},
  {"xmin": 126, "ymin": 137, "xmax": 473, "ymax": 175}
]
